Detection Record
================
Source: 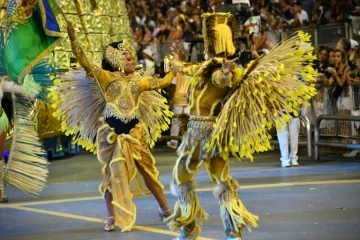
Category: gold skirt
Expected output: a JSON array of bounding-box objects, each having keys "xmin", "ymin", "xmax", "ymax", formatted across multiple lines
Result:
[{"xmin": 97, "ymin": 122, "xmax": 163, "ymax": 232}]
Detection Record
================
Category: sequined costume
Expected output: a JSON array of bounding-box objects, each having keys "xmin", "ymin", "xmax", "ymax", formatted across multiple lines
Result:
[
  {"xmin": 54, "ymin": 38, "xmax": 174, "ymax": 231},
  {"xmin": 165, "ymin": 13, "xmax": 317, "ymax": 239}
]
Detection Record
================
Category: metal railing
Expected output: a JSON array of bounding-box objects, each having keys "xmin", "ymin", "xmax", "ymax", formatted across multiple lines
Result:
[
  {"xmin": 314, "ymin": 115, "xmax": 360, "ymax": 160},
  {"xmin": 282, "ymin": 23, "xmax": 350, "ymax": 50}
]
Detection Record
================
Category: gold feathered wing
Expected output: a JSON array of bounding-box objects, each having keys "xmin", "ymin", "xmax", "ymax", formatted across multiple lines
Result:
[
  {"xmin": 205, "ymin": 31, "xmax": 317, "ymax": 160},
  {"xmin": 138, "ymin": 90, "xmax": 173, "ymax": 148},
  {"xmin": 51, "ymin": 70, "xmax": 106, "ymax": 153}
]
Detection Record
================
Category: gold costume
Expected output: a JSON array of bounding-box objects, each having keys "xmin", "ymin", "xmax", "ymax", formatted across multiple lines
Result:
[
  {"xmin": 165, "ymin": 13, "xmax": 317, "ymax": 239},
  {"xmin": 54, "ymin": 39, "xmax": 174, "ymax": 231}
]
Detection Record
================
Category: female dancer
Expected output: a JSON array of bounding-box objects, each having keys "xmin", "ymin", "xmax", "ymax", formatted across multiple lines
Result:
[{"xmin": 58, "ymin": 22, "xmax": 174, "ymax": 232}]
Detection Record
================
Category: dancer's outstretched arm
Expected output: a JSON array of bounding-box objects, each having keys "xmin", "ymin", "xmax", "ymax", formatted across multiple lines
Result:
[{"xmin": 67, "ymin": 21, "xmax": 112, "ymax": 89}]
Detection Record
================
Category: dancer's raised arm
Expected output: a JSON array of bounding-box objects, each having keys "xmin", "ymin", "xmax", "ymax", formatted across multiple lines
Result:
[{"xmin": 67, "ymin": 21, "xmax": 111, "ymax": 88}]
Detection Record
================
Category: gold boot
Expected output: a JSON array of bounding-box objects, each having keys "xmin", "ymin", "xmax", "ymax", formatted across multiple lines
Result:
[{"xmin": 174, "ymin": 225, "xmax": 201, "ymax": 240}]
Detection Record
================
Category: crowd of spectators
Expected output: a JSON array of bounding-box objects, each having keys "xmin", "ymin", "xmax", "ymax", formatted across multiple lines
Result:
[{"xmin": 126, "ymin": 0, "xmax": 358, "ymax": 57}]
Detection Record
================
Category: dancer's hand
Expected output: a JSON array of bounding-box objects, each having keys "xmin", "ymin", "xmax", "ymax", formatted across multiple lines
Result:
[
  {"xmin": 67, "ymin": 21, "xmax": 76, "ymax": 41},
  {"xmin": 170, "ymin": 41, "xmax": 183, "ymax": 61},
  {"xmin": 222, "ymin": 57, "xmax": 238, "ymax": 75}
]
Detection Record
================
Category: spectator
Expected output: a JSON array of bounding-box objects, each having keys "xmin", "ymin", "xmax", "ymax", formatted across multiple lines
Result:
[
  {"xmin": 154, "ymin": 20, "xmax": 171, "ymax": 42},
  {"xmin": 337, "ymin": 0, "xmax": 356, "ymax": 22},
  {"xmin": 314, "ymin": 46, "xmax": 331, "ymax": 88},
  {"xmin": 262, "ymin": 4, "xmax": 282, "ymax": 46},
  {"xmin": 336, "ymin": 38, "xmax": 358, "ymax": 70},
  {"xmin": 349, "ymin": 39, "xmax": 359, "ymax": 69},
  {"xmin": 319, "ymin": 1, "xmax": 332, "ymax": 24},
  {"xmin": 135, "ymin": 10, "xmax": 156, "ymax": 31},
  {"xmin": 280, "ymin": 0, "xmax": 295, "ymax": 25},
  {"xmin": 292, "ymin": 1, "xmax": 309, "ymax": 26},
  {"xmin": 139, "ymin": 47, "xmax": 156, "ymax": 77},
  {"xmin": 329, "ymin": 48, "xmax": 336, "ymax": 65},
  {"xmin": 330, "ymin": 0, "xmax": 355, "ymax": 23},
  {"xmin": 327, "ymin": 49, "xmax": 352, "ymax": 152},
  {"xmin": 253, "ymin": 20, "xmax": 269, "ymax": 51},
  {"xmin": 345, "ymin": 56, "xmax": 360, "ymax": 157},
  {"xmin": 313, "ymin": 47, "xmax": 335, "ymax": 132},
  {"xmin": 276, "ymin": 102, "xmax": 301, "ymax": 168},
  {"xmin": 309, "ymin": 9, "xmax": 328, "ymax": 27},
  {"xmin": 134, "ymin": 25, "xmax": 153, "ymax": 60},
  {"xmin": 326, "ymin": 49, "xmax": 350, "ymax": 101},
  {"xmin": 301, "ymin": 0, "xmax": 315, "ymax": 22},
  {"xmin": 336, "ymin": 38, "xmax": 351, "ymax": 54}
]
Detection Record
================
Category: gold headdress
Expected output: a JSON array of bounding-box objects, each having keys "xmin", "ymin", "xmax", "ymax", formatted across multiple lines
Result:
[
  {"xmin": 202, "ymin": 12, "xmax": 239, "ymax": 56},
  {"xmin": 104, "ymin": 41, "xmax": 135, "ymax": 70}
]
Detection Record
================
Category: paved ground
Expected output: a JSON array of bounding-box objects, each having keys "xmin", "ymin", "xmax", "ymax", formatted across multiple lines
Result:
[{"xmin": 0, "ymin": 147, "xmax": 360, "ymax": 240}]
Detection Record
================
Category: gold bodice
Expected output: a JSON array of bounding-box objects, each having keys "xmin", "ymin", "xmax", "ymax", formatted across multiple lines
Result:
[
  {"xmin": 181, "ymin": 58, "xmax": 235, "ymax": 117},
  {"xmin": 103, "ymin": 72, "xmax": 142, "ymax": 123},
  {"xmin": 188, "ymin": 80, "xmax": 229, "ymax": 116}
]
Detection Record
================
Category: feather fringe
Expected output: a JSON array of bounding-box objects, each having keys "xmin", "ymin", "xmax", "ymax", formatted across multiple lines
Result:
[
  {"xmin": 4, "ymin": 94, "xmax": 49, "ymax": 197},
  {"xmin": 22, "ymin": 74, "xmax": 41, "ymax": 99},
  {"xmin": 206, "ymin": 31, "xmax": 317, "ymax": 160},
  {"xmin": 26, "ymin": 60, "xmax": 56, "ymax": 102},
  {"xmin": 138, "ymin": 90, "xmax": 173, "ymax": 148},
  {"xmin": 220, "ymin": 193, "xmax": 259, "ymax": 233},
  {"xmin": 0, "ymin": 31, "xmax": 7, "ymax": 76},
  {"xmin": 216, "ymin": 180, "xmax": 258, "ymax": 234},
  {"xmin": 165, "ymin": 190, "xmax": 209, "ymax": 230},
  {"xmin": 52, "ymin": 70, "xmax": 106, "ymax": 153}
]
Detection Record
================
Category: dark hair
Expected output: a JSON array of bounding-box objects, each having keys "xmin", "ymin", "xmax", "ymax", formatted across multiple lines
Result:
[
  {"xmin": 338, "ymin": 38, "xmax": 351, "ymax": 53},
  {"xmin": 102, "ymin": 41, "xmax": 122, "ymax": 72},
  {"xmin": 318, "ymin": 45, "xmax": 329, "ymax": 53},
  {"xmin": 292, "ymin": 1, "xmax": 302, "ymax": 7},
  {"xmin": 314, "ymin": 9, "xmax": 321, "ymax": 16}
]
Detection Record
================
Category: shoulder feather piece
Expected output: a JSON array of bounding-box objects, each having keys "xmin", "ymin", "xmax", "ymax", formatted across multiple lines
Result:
[
  {"xmin": 206, "ymin": 31, "xmax": 317, "ymax": 161},
  {"xmin": 52, "ymin": 70, "xmax": 106, "ymax": 153}
]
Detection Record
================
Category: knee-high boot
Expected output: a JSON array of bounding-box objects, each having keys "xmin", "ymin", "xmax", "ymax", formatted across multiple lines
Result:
[
  {"xmin": 166, "ymin": 180, "xmax": 208, "ymax": 239},
  {"xmin": 213, "ymin": 179, "xmax": 258, "ymax": 239}
]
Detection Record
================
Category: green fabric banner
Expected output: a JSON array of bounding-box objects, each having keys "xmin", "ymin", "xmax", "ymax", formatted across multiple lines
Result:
[{"xmin": 4, "ymin": 0, "xmax": 64, "ymax": 83}]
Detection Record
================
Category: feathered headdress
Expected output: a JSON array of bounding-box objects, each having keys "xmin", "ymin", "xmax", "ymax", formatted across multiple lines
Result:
[
  {"xmin": 202, "ymin": 12, "xmax": 239, "ymax": 56},
  {"xmin": 104, "ymin": 41, "xmax": 135, "ymax": 70}
]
